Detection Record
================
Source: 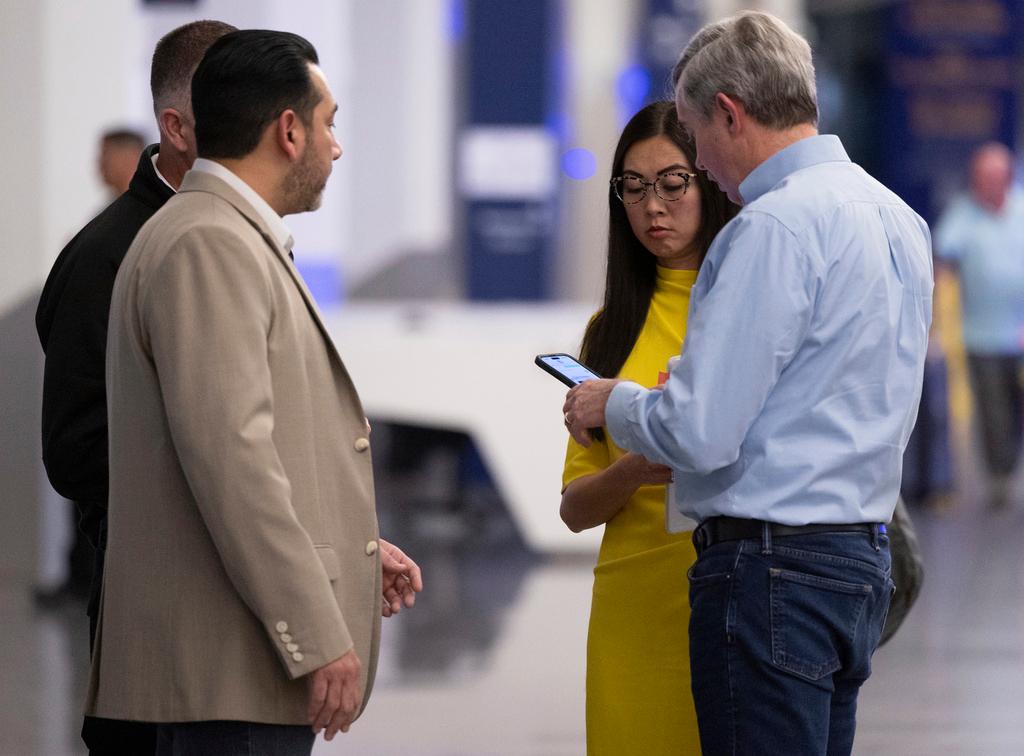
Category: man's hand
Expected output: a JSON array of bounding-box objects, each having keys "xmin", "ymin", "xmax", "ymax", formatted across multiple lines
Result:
[
  {"xmin": 308, "ymin": 649, "xmax": 362, "ymax": 740},
  {"xmin": 379, "ymin": 538, "xmax": 423, "ymax": 617},
  {"xmin": 562, "ymin": 378, "xmax": 622, "ymax": 446}
]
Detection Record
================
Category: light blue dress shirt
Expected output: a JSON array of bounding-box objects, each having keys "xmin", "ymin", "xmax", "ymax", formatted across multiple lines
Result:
[
  {"xmin": 605, "ymin": 135, "xmax": 934, "ymax": 525},
  {"xmin": 934, "ymin": 188, "xmax": 1024, "ymax": 354}
]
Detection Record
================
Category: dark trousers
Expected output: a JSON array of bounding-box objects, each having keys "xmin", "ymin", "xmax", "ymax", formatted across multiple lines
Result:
[
  {"xmin": 82, "ymin": 717, "xmax": 159, "ymax": 756},
  {"xmin": 901, "ymin": 354, "xmax": 953, "ymax": 502},
  {"xmin": 155, "ymin": 721, "xmax": 316, "ymax": 756},
  {"xmin": 966, "ymin": 352, "xmax": 1024, "ymax": 477},
  {"xmin": 688, "ymin": 528, "xmax": 893, "ymax": 756},
  {"xmin": 82, "ymin": 515, "xmax": 159, "ymax": 755}
]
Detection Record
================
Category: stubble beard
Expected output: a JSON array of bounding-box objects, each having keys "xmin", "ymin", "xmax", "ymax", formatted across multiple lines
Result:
[{"xmin": 283, "ymin": 148, "xmax": 329, "ymax": 214}]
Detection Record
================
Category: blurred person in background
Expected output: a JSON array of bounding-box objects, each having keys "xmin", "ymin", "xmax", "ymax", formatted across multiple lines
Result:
[
  {"xmin": 87, "ymin": 30, "xmax": 421, "ymax": 755},
  {"xmin": 34, "ymin": 125, "xmax": 146, "ymax": 611},
  {"xmin": 934, "ymin": 142, "xmax": 1024, "ymax": 508},
  {"xmin": 559, "ymin": 100, "xmax": 736, "ymax": 755},
  {"xmin": 97, "ymin": 128, "xmax": 146, "ymax": 197},
  {"xmin": 563, "ymin": 11, "xmax": 932, "ymax": 754},
  {"xmin": 35, "ymin": 19, "xmax": 236, "ymax": 755}
]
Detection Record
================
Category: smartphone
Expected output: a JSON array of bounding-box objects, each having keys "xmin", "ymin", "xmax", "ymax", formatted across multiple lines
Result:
[
  {"xmin": 535, "ymin": 353, "xmax": 606, "ymax": 442},
  {"xmin": 535, "ymin": 353, "xmax": 602, "ymax": 387}
]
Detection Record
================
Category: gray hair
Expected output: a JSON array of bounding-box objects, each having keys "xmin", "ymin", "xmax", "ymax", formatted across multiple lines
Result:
[{"xmin": 672, "ymin": 11, "xmax": 818, "ymax": 129}]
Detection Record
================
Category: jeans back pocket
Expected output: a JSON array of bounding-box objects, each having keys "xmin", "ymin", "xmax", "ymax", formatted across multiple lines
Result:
[{"xmin": 769, "ymin": 567, "xmax": 872, "ymax": 682}]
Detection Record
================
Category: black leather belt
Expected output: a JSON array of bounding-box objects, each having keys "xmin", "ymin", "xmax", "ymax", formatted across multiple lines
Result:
[{"xmin": 693, "ymin": 516, "xmax": 883, "ymax": 551}]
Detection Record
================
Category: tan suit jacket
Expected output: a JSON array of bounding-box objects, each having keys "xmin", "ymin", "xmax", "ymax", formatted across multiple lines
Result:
[{"xmin": 86, "ymin": 170, "xmax": 381, "ymax": 724}]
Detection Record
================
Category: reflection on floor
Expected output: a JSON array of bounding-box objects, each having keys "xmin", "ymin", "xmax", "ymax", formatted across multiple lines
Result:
[{"xmin": 4, "ymin": 444, "xmax": 1024, "ymax": 755}]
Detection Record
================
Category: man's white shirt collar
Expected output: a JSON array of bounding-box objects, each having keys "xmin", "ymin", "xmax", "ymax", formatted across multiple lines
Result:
[
  {"xmin": 151, "ymin": 153, "xmax": 175, "ymax": 192},
  {"xmin": 190, "ymin": 158, "xmax": 294, "ymax": 253}
]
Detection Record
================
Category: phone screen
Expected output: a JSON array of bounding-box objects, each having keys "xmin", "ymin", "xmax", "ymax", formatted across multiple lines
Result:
[{"xmin": 538, "ymin": 354, "xmax": 601, "ymax": 385}]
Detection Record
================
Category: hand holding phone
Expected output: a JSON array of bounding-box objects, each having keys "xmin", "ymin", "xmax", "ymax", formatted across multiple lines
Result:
[{"xmin": 536, "ymin": 353, "xmax": 606, "ymax": 442}]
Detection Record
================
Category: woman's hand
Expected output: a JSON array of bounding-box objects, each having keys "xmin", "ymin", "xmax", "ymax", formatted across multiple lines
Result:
[
  {"xmin": 560, "ymin": 453, "xmax": 673, "ymax": 533},
  {"xmin": 617, "ymin": 452, "xmax": 673, "ymax": 487}
]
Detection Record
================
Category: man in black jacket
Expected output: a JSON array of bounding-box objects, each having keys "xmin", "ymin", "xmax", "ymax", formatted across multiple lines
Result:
[{"xmin": 35, "ymin": 19, "xmax": 235, "ymax": 756}]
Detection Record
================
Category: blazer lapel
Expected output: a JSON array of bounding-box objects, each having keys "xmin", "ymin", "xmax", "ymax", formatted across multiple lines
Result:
[{"xmin": 177, "ymin": 171, "xmax": 349, "ymax": 373}]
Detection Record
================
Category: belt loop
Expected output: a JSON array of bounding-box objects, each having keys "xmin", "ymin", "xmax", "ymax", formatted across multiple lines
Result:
[
  {"xmin": 761, "ymin": 521, "xmax": 773, "ymax": 556},
  {"xmin": 871, "ymin": 523, "xmax": 880, "ymax": 551}
]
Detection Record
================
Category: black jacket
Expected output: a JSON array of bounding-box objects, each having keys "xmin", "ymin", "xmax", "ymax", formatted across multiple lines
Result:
[{"xmin": 36, "ymin": 144, "xmax": 174, "ymax": 542}]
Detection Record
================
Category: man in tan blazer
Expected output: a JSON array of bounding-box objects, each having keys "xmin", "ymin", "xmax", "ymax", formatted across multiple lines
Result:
[{"xmin": 88, "ymin": 30, "xmax": 422, "ymax": 754}]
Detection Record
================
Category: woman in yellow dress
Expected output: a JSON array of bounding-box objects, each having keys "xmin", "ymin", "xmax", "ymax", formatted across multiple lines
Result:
[{"xmin": 560, "ymin": 101, "xmax": 736, "ymax": 755}]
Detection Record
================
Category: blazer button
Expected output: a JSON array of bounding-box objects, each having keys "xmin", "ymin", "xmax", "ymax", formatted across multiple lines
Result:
[
  {"xmin": 280, "ymin": 633, "xmax": 292, "ymax": 643},
  {"xmin": 275, "ymin": 621, "xmax": 288, "ymax": 633},
  {"xmin": 365, "ymin": 540, "xmax": 379, "ymax": 556},
  {"xmin": 354, "ymin": 437, "xmax": 370, "ymax": 452},
  {"xmin": 287, "ymin": 643, "xmax": 299, "ymax": 652},
  {"xmin": 292, "ymin": 651, "xmax": 304, "ymax": 662}
]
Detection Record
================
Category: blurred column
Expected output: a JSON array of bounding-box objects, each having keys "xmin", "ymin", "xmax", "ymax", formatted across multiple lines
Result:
[
  {"xmin": 457, "ymin": 0, "xmax": 561, "ymax": 301},
  {"xmin": 556, "ymin": 0, "xmax": 640, "ymax": 305},
  {"xmin": 347, "ymin": 0, "xmax": 454, "ymax": 297}
]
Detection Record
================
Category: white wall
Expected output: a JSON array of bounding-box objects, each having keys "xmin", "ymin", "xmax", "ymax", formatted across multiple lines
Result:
[
  {"xmin": 0, "ymin": 0, "xmax": 138, "ymax": 580},
  {"xmin": 0, "ymin": 0, "xmax": 138, "ymax": 314},
  {"xmin": 347, "ymin": 0, "xmax": 454, "ymax": 286}
]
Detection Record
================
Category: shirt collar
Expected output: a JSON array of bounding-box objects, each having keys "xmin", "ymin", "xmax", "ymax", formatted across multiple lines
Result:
[
  {"xmin": 151, "ymin": 152, "xmax": 176, "ymax": 193},
  {"xmin": 739, "ymin": 134, "xmax": 850, "ymax": 204},
  {"xmin": 190, "ymin": 158, "xmax": 294, "ymax": 253}
]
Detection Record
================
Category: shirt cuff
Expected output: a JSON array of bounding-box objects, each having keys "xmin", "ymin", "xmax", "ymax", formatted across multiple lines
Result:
[{"xmin": 606, "ymin": 381, "xmax": 647, "ymax": 452}]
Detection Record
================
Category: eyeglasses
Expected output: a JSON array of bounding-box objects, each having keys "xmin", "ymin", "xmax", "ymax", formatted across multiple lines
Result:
[{"xmin": 610, "ymin": 172, "xmax": 698, "ymax": 205}]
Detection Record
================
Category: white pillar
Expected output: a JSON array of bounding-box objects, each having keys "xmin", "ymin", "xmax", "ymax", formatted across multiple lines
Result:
[
  {"xmin": 346, "ymin": 0, "xmax": 455, "ymax": 290},
  {"xmin": 558, "ymin": 0, "xmax": 643, "ymax": 304}
]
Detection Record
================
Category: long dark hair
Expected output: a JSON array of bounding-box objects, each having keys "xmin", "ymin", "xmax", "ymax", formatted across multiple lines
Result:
[{"xmin": 580, "ymin": 101, "xmax": 737, "ymax": 379}]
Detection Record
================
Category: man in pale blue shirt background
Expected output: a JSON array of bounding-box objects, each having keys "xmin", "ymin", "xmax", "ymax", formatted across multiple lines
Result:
[
  {"xmin": 935, "ymin": 142, "xmax": 1024, "ymax": 507},
  {"xmin": 563, "ymin": 10, "xmax": 933, "ymax": 755}
]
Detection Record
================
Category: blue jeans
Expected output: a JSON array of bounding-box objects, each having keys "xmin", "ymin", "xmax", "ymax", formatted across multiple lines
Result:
[
  {"xmin": 688, "ymin": 528, "xmax": 893, "ymax": 756},
  {"xmin": 155, "ymin": 720, "xmax": 315, "ymax": 756}
]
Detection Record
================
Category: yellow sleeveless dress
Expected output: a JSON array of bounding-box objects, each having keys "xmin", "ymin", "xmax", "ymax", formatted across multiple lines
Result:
[{"xmin": 562, "ymin": 266, "xmax": 700, "ymax": 755}]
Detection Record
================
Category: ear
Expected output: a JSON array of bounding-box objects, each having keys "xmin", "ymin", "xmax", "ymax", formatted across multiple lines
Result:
[
  {"xmin": 275, "ymin": 109, "xmax": 303, "ymax": 161},
  {"xmin": 158, "ymin": 108, "xmax": 189, "ymax": 153},
  {"xmin": 714, "ymin": 93, "xmax": 744, "ymax": 134}
]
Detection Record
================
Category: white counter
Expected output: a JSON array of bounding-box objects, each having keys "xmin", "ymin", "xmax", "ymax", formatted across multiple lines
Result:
[{"xmin": 323, "ymin": 302, "xmax": 602, "ymax": 554}]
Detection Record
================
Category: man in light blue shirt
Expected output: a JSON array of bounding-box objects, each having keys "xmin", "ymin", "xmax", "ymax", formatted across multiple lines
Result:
[
  {"xmin": 563, "ymin": 11, "xmax": 932, "ymax": 755},
  {"xmin": 935, "ymin": 143, "xmax": 1024, "ymax": 505}
]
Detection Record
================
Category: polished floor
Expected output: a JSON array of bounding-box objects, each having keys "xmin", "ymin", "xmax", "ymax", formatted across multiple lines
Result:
[{"xmin": 4, "ymin": 436, "xmax": 1024, "ymax": 755}]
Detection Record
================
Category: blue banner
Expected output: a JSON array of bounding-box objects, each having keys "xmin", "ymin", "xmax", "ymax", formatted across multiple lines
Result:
[
  {"xmin": 459, "ymin": 0, "xmax": 560, "ymax": 300},
  {"xmin": 881, "ymin": 0, "xmax": 1023, "ymax": 222}
]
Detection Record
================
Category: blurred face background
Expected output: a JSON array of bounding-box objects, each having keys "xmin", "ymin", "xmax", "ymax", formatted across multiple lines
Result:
[
  {"xmin": 98, "ymin": 135, "xmax": 143, "ymax": 195},
  {"xmin": 970, "ymin": 144, "xmax": 1013, "ymax": 213}
]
